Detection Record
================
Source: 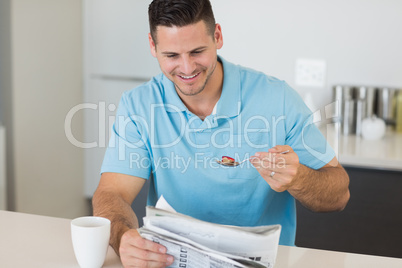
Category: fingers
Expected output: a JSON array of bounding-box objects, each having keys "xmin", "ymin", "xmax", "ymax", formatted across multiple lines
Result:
[
  {"xmin": 124, "ymin": 230, "xmax": 165, "ymax": 253},
  {"xmin": 252, "ymin": 151, "xmax": 293, "ymax": 170},
  {"xmin": 120, "ymin": 229, "xmax": 174, "ymax": 267},
  {"xmin": 251, "ymin": 146, "xmax": 299, "ymax": 192},
  {"xmin": 267, "ymin": 145, "xmax": 292, "ymax": 154}
]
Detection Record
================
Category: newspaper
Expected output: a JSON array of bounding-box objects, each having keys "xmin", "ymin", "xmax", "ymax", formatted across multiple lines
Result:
[{"xmin": 138, "ymin": 196, "xmax": 281, "ymax": 268}]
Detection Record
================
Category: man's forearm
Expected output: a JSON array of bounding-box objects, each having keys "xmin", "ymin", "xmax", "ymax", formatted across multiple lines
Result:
[
  {"xmin": 92, "ymin": 190, "xmax": 139, "ymax": 255},
  {"xmin": 288, "ymin": 163, "xmax": 350, "ymax": 212}
]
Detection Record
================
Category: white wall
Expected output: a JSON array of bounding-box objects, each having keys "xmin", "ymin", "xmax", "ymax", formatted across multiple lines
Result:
[
  {"xmin": 212, "ymin": 0, "xmax": 402, "ymax": 108},
  {"xmin": 10, "ymin": 0, "xmax": 87, "ymax": 218}
]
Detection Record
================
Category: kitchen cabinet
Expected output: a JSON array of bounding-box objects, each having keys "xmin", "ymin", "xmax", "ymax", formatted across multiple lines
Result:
[
  {"xmin": 84, "ymin": 0, "xmax": 158, "ymax": 77},
  {"xmin": 295, "ymin": 127, "xmax": 402, "ymax": 258},
  {"xmin": 83, "ymin": 0, "xmax": 160, "ymax": 196},
  {"xmin": 295, "ymin": 167, "xmax": 402, "ymax": 258}
]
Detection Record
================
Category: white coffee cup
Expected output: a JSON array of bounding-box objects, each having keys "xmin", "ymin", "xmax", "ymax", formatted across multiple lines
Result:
[{"xmin": 71, "ymin": 216, "xmax": 111, "ymax": 268}]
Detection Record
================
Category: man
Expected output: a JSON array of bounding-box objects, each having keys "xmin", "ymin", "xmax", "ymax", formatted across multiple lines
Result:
[{"xmin": 93, "ymin": 0, "xmax": 350, "ymax": 267}]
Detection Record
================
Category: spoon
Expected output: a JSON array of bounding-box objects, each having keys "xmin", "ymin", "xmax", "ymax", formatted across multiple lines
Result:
[{"xmin": 216, "ymin": 150, "xmax": 290, "ymax": 167}]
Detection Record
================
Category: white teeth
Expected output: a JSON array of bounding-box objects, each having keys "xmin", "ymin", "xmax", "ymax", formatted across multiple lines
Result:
[{"xmin": 180, "ymin": 73, "xmax": 198, "ymax": 79}]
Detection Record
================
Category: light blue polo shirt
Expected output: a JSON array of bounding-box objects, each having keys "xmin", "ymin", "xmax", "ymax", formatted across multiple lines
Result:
[{"xmin": 101, "ymin": 56, "xmax": 335, "ymax": 246}]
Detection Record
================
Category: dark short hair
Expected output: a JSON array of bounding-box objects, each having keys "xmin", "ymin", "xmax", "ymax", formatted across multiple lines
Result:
[{"xmin": 148, "ymin": 0, "xmax": 216, "ymax": 44}]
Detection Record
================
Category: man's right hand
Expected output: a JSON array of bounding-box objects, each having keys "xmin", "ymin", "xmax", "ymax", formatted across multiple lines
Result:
[{"xmin": 119, "ymin": 229, "xmax": 174, "ymax": 268}]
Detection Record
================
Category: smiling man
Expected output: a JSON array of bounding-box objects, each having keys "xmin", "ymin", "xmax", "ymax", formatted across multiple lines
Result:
[
  {"xmin": 92, "ymin": 0, "xmax": 350, "ymax": 267},
  {"xmin": 149, "ymin": 12, "xmax": 223, "ymax": 120},
  {"xmin": 151, "ymin": 21, "xmax": 222, "ymax": 96}
]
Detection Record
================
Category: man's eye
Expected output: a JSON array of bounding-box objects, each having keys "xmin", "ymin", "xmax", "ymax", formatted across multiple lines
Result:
[
  {"xmin": 192, "ymin": 51, "xmax": 202, "ymax": 54},
  {"xmin": 167, "ymin": 54, "xmax": 178, "ymax": 58}
]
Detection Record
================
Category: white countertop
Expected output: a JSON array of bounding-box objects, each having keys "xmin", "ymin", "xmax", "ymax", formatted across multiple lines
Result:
[
  {"xmin": 1, "ymin": 210, "xmax": 401, "ymax": 268},
  {"xmin": 323, "ymin": 125, "xmax": 402, "ymax": 171},
  {"xmin": 0, "ymin": 210, "xmax": 121, "ymax": 268}
]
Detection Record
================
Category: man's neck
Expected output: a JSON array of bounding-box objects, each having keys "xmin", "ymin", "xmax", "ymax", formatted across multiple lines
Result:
[{"xmin": 178, "ymin": 60, "xmax": 223, "ymax": 120}]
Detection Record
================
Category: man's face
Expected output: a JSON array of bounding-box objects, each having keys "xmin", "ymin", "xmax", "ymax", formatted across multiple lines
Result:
[{"xmin": 149, "ymin": 20, "xmax": 223, "ymax": 97}]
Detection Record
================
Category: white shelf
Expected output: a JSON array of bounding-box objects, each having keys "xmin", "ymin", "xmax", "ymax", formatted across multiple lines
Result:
[{"xmin": 323, "ymin": 124, "xmax": 402, "ymax": 172}]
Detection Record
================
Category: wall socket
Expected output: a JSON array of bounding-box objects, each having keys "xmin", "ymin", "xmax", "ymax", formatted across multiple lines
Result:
[{"xmin": 295, "ymin": 58, "xmax": 326, "ymax": 87}]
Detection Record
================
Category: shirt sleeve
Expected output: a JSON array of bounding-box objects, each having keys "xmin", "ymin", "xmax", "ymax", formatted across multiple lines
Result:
[
  {"xmin": 282, "ymin": 83, "xmax": 336, "ymax": 169},
  {"xmin": 101, "ymin": 91, "xmax": 152, "ymax": 180}
]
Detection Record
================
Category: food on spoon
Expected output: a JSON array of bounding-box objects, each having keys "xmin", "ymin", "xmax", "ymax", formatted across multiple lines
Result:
[
  {"xmin": 217, "ymin": 156, "xmax": 239, "ymax": 166},
  {"xmin": 222, "ymin": 156, "xmax": 235, "ymax": 164}
]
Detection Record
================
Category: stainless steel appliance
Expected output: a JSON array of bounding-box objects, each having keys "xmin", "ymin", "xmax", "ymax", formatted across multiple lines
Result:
[
  {"xmin": 333, "ymin": 85, "xmax": 400, "ymax": 136},
  {"xmin": 376, "ymin": 87, "xmax": 398, "ymax": 125}
]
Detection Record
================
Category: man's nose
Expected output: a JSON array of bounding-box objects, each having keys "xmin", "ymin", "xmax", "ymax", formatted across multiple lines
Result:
[{"xmin": 180, "ymin": 56, "xmax": 196, "ymax": 74}]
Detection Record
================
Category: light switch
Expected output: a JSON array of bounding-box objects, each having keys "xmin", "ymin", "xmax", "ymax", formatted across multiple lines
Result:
[{"xmin": 295, "ymin": 58, "xmax": 326, "ymax": 87}]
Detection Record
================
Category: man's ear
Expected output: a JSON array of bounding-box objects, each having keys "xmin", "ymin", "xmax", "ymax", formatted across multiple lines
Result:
[
  {"xmin": 214, "ymin": 23, "xmax": 223, "ymax": 50},
  {"xmin": 149, "ymin": 33, "xmax": 157, "ymax": 57}
]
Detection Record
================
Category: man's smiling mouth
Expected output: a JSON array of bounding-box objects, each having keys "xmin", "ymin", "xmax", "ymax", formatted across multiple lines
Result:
[{"xmin": 178, "ymin": 72, "xmax": 200, "ymax": 80}]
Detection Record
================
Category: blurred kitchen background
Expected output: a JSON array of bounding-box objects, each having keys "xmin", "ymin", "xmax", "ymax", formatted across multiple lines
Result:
[{"xmin": 0, "ymin": 0, "xmax": 401, "ymax": 259}]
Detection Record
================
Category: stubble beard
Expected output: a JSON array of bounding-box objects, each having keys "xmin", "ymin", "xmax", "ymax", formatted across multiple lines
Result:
[{"xmin": 174, "ymin": 61, "xmax": 217, "ymax": 97}]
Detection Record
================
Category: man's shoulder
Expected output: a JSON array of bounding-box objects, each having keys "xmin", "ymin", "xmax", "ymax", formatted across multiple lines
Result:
[
  {"xmin": 117, "ymin": 74, "xmax": 166, "ymax": 114},
  {"xmin": 234, "ymin": 64, "xmax": 290, "ymax": 97},
  {"xmin": 220, "ymin": 56, "xmax": 287, "ymax": 88},
  {"xmin": 238, "ymin": 64, "xmax": 284, "ymax": 85},
  {"xmin": 221, "ymin": 59, "xmax": 299, "ymax": 105}
]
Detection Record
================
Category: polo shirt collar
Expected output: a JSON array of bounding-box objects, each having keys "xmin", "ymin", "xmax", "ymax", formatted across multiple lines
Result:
[
  {"xmin": 215, "ymin": 56, "xmax": 241, "ymax": 118},
  {"xmin": 161, "ymin": 55, "xmax": 241, "ymax": 117},
  {"xmin": 161, "ymin": 75, "xmax": 187, "ymax": 113}
]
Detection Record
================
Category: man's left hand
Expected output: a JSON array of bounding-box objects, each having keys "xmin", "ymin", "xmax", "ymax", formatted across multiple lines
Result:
[{"xmin": 251, "ymin": 145, "xmax": 300, "ymax": 192}]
